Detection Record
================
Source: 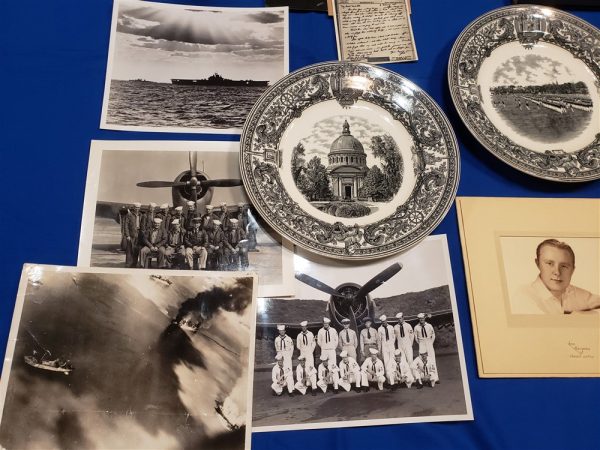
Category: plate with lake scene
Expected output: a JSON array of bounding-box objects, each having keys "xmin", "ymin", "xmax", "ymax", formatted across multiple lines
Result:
[
  {"xmin": 449, "ymin": 5, "xmax": 600, "ymax": 182},
  {"xmin": 240, "ymin": 62, "xmax": 460, "ymax": 260}
]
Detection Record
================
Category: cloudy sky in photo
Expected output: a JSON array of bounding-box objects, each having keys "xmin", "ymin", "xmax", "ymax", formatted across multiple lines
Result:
[
  {"xmin": 492, "ymin": 55, "xmax": 575, "ymax": 86},
  {"xmin": 299, "ymin": 116, "xmax": 391, "ymax": 168},
  {"xmin": 110, "ymin": 0, "xmax": 287, "ymax": 83}
]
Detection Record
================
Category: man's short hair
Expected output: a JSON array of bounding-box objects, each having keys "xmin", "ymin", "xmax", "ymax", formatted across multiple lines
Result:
[{"xmin": 536, "ymin": 239, "xmax": 575, "ymax": 266}]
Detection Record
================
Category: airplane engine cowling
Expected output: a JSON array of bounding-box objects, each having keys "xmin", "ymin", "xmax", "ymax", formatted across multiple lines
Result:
[{"xmin": 171, "ymin": 170, "xmax": 212, "ymax": 206}]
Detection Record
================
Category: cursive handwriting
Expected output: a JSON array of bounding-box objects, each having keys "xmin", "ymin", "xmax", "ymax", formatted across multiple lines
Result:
[{"xmin": 336, "ymin": 0, "xmax": 417, "ymax": 63}]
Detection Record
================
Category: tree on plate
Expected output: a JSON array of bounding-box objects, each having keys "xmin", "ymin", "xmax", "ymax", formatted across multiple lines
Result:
[
  {"xmin": 299, "ymin": 156, "xmax": 333, "ymax": 201},
  {"xmin": 370, "ymin": 135, "xmax": 403, "ymax": 201},
  {"xmin": 359, "ymin": 165, "xmax": 387, "ymax": 201}
]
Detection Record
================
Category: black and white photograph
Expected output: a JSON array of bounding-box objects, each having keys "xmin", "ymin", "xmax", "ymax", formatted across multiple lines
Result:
[
  {"xmin": 100, "ymin": 0, "xmax": 289, "ymax": 133},
  {"xmin": 499, "ymin": 236, "xmax": 600, "ymax": 315},
  {"xmin": 78, "ymin": 140, "xmax": 294, "ymax": 298},
  {"xmin": 0, "ymin": 265, "xmax": 257, "ymax": 450},
  {"xmin": 291, "ymin": 116, "xmax": 404, "ymax": 218},
  {"xmin": 251, "ymin": 235, "xmax": 473, "ymax": 431},
  {"xmin": 489, "ymin": 55, "xmax": 593, "ymax": 143}
]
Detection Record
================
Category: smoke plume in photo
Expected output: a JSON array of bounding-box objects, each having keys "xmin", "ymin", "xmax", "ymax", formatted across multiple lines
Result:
[{"xmin": 0, "ymin": 270, "xmax": 255, "ymax": 450}]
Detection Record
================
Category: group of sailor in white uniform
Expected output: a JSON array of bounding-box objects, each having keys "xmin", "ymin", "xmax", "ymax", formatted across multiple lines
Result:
[{"xmin": 271, "ymin": 313, "xmax": 439, "ymax": 396}]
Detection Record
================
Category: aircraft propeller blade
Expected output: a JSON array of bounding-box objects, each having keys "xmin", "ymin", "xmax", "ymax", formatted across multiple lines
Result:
[
  {"xmin": 137, "ymin": 181, "xmax": 187, "ymax": 188},
  {"xmin": 199, "ymin": 179, "xmax": 243, "ymax": 188},
  {"xmin": 355, "ymin": 262, "xmax": 403, "ymax": 299},
  {"xmin": 189, "ymin": 152, "xmax": 197, "ymax": 179},
  {"xmin": 295, "ymin": 273, "xmax": 345, "ymax": 299}
]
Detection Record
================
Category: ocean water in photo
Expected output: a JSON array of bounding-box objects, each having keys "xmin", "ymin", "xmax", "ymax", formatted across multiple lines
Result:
[{"xmin": 106, "ymin": 80, "xmax": 266, "ymax": 130}]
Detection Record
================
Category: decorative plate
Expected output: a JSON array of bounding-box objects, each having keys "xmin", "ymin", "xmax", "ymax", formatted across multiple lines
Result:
[
  {"xmin": 449, "ymin": 5, "xmax": 600, "ymax": 182},
  {"xmin": 240, "ymin": 62, "xmax": 459, "ymax": 260}
]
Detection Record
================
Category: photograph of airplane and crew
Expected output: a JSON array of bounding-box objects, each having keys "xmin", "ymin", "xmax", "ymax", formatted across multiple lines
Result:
[
  {"xmin": 78, "ymin": 140, "xmax": 294, "ymax": 298},
  {"xmin": 251, "ymin": 235, "xmax": 473, "ymax": 431}
]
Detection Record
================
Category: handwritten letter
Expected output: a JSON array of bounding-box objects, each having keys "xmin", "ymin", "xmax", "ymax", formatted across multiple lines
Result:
[{"xmin": 334, "ymin": 0, "xmax": 417, "ymax": 63}]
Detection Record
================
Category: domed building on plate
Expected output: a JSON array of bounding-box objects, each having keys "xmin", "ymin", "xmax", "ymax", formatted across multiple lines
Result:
[{"xmin": 326, "ymin": 120, "xmax": 369, "ymax": 200}]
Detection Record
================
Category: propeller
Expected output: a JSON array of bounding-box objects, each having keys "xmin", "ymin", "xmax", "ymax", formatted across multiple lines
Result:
[
  {"xmin": 135, "ymin": 151, "xmax": 242, "ymax": 203},
  {"xmin": 200, "ymin": 179, "xmax": 242, "ymax": 188},
  {"xmin": 137, "ymin": 181, "xmax": 187, "ymax": 188},
  {"xmin": 295, "ymin": 273, "xmax": 345, "ymax": 299},
  {"xmin": 354, "ymin": 262, "xmax": 402, "ymax": 299}
]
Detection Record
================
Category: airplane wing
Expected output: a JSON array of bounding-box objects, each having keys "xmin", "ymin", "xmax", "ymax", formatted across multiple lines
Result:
[{"xmin": 95, "ymin": 201, "xmax": 152, "ymax": 223}]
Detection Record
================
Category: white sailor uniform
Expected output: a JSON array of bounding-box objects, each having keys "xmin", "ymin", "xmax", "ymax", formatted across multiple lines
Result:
[
  {"xmin": 274, "ymin": 334, "xmax": 294, "ymax": 370},
  {"xmin": 338, "ymin": 357, "xmax": 362, "ymax": 391},
  {"xmin": 394, "ymin": 321, "xmax": 415, "ymax": 365},
  {"xmin": 317, "ymin": 327, "xmax": 339, "ymax": 365},
  {"xmin": 295, "ymin": 364, "xmax": 317, "ymax": 395},
  {"xmin": 296, "ymin": 330, "xmax": 316, "ymax": 368},
  {"xmin": 317, "ymin": 362, "xmax": 340, "ymax": 393},
  {"xmin": 411, "ymin": 356, "xmax": 438, "ymax": 386},
  {"xmin": 271, "ymin": 364, "xmax": 294, "ymax": 395},
  {"xmin": 378, "ymin": 324, "xmax": 396, "ymax": 367},
  {"xmin": 360, "ymin": 357, "xmax": 385, "ymax": 390},
  {"xmin": 387, "ymin": 357, "xmax": 414, "ymax": 388},
  {"xmin": 414, "ymin": 322, "xmax": 436, "ymax": 362}
]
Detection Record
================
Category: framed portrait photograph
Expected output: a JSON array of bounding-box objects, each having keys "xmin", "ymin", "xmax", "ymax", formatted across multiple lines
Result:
[
  {"xmin": 457, "ymin": 197, "xmax": 600, "ymax": 377},
  {"xmin": 0, "ymin": 265, "xmax": 258, "ymax": 450},
  {"xmin": 78, "ymin": 140, "xmax": 295, "ymax": 298},
  {"xmin": 251, "ymin": 235, "xmax": 473, "ymax": 431}
]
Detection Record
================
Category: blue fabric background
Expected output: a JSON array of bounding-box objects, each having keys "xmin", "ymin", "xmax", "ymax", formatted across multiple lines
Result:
[{"xmin": 1, "ymin": 0, "xmax": 599, "ymax": 449}]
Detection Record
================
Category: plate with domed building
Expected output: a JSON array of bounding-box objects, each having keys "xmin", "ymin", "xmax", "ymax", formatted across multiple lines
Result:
[
  {"xmin": 240, "ymin": 62, "xmax": 460, "ymax": 260},
  {"xmin": 449, "ymin": 5, "xmax": 600, "ymax": 182}
]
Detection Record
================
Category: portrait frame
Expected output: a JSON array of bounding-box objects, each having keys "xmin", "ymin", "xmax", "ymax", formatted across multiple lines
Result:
[{"xmin": 457, "ymin": 196, "xmax": 600, "ymax": 377}]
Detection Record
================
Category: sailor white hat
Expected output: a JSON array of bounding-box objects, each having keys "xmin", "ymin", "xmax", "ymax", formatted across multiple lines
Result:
[
  {"xmin": 149, "ymin": 202, "xmax": 157, "ymax": 208},
  {"xmin": 394, "ymin": 349, "xmax": 402, "ymax": 356},
  {"xmin": 277, "ymin": 324, "xmax": 285, "ymax": 331},
  {"xmin": 395, "ymin": 312, "xmax": 403, "ymax": 319},
  {"xmin": 300, "ymin": 320, "xmax": 308, "ymax": 327},
  {"xmin": 320, "ymin": 354, "xmax": 329, "ymax": 361},
  {"xmin": 379, "ymin": 315, "xmax": 387, "ymax": 321},
  {"xmin": 238, "ymin": 202, "xmax": 245, "ymax": 207},
  {"xmin": 323, "ymin": 317, "xmax": 331, "ymax": 324},
  {"xmin": 275, "ymin": 353, "xmax": 283, "ymax": 361},
  {"xmin": 133, "ymin": 202, "xmax": 141, "ymax": 208},
  {"xmin": 206, "ymin": 204, "xmax": 214, "ymax": 209},
  {"xmin": 230, "ymin": 218, "xmax": 239, "ymax": 224},
  {"xmin": 369, "ymin": 348, "xmax": 379, "ymax": 355},
  {"xmin": 341, "ymin": 318, "xmax": 350, "ymax": 324},
  {"xmin": 187, "ymin": 201, "xmax": 195, "ymax": 206},
  {"xmin": 213, "ymin": 220, "xmax": 222, "ymax": 225},
  {"xmin": 298, "ymin": 355, "xmax": 306, "ymax": 361},
  {"xmin": 175, "ymin": 206, "xmax": 183, "ymax": 212},
  {"xmin": 160, "ymin": 203, "xmax": 168, "ymax": 209},
  {"xmin": 171, "ymin": 219, "xmax": 180, "ymax": 225},
  {"xmin": 417, "ymin": 313, "xmax": 425, "ymax": 319},
  {"xmin": 340, "ymin": 351, "xmax": 348, "ymax": 358},
  {"xmin": 153, "ymin": 218, "xmax": 163, "ymax": 224}
]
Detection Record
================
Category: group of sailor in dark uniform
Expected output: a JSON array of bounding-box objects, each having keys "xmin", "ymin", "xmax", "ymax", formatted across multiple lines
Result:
[
  {"xmin": 118, "ymin": 201, "xmax": 258, "ymax": 270},
  {"xmin": 271, "ymin": 314, "xmax": 439, "ymax": 397}
]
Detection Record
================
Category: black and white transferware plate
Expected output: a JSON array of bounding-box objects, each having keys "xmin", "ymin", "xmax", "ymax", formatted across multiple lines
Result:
[
  {"xmin": 449, "ymin": 5, "xmax": 600, "ymax": 182},
  {"xmin": 240, "ymin": 62, "xmax": 459, "ymax": 260}
]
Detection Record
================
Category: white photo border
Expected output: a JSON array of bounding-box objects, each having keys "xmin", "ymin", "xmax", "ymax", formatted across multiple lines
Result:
[
  {"xmin": 252, "ymin": 234, "xmax": 473, "ymax": 433},
  {"xmin": 0, "ymin": 264, "xmax": 258, "ymax": 450},
  {"xmin": 77, "ymin": 140, "xmax": 295, "ymax": 298},
  {"xmin": 99, "ymin": 0, "xmax": 289, "ymax": 134}
]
